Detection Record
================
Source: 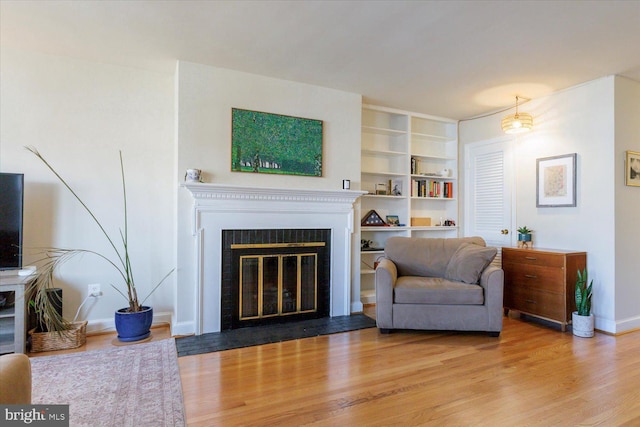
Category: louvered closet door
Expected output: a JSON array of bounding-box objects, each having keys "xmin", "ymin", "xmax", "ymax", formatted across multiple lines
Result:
[{"xmin": 465, "ymin": 138, "xmax": 513, "ymax": 266}]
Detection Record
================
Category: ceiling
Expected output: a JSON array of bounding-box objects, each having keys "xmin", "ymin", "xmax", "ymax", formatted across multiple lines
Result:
[{"xmin": 1, "ymin": 0, "xmax": 639, "ymax": 119}]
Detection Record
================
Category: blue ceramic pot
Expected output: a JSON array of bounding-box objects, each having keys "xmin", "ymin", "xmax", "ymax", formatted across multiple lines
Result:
[
  {"xmin": 114, "ymin": 306, "xmax": 153, "ymax": 342},
  {"xmin": 518, "ymin": 233, "xmax": 532, "ymax": 242}
]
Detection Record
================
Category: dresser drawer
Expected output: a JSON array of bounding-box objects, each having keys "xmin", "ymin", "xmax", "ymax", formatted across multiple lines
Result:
[
  {"xmin": 503, "ymin": 263, "xmax": 565, "ymax": 294},
  {"xmin": 504, "ymin": 286, "xmax": 567, "ymax": 321},
  {"xmin": 502, "ymin": 249, "xmax": 565, "ymax": 268}
]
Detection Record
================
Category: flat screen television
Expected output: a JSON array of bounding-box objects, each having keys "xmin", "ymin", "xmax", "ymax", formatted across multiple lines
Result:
[{"xmin": 0, "ymin": 173, "xmax": 24, "ymax": 270}]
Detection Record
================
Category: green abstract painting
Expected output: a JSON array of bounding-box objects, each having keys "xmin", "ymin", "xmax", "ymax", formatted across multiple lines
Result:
[{"xmin": 231, "ymin": 108, "xmax": 323, "ymax": 177}]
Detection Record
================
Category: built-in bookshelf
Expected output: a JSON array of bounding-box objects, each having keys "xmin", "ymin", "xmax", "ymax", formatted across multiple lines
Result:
[{"xmin": 357, "ymin": 104, "xmax": 458, "ymax": 304}]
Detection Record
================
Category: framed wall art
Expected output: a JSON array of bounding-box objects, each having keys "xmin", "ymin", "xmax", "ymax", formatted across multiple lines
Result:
[
  {"xmin": 231, "ymin": 108, "xmax": 323, "ymax": 177},
  {"xmin": 536, "ymin": 153, "xmax": 577, "ymax": 208},
  {"xmin": 625, "ymin": 150, "xmax": 640, "ymax": 187}
]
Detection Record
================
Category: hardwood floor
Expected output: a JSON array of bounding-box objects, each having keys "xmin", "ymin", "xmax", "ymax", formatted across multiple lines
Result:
[
  {"xmin": 29, "ymin": 313, "xmax": 640, "ymax": 426},
  {"xmin": 178, "ymin": 313, "xmax": 640, "ymax": 426}
]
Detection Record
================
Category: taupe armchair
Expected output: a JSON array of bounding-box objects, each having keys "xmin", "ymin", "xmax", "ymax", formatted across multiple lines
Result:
[{"xmin": 375, "ymin": 237, "xmax": 504, "ymax": 336}]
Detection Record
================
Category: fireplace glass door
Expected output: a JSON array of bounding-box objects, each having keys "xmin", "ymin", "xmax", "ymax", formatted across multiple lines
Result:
[{"xmin": 239, "ymin": 253, "xmax": 317, "ymax": 321}]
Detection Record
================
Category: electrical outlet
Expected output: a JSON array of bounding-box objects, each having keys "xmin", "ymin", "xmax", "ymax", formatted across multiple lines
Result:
[{"xmin": 88, "ymin": 283, "xmax": 101, "ymax": 297}]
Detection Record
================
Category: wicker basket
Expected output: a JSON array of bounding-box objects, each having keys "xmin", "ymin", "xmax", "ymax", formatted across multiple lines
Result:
[{"xmin": 29, "ymin": 320, "xmax": 88, "ymax": 352}]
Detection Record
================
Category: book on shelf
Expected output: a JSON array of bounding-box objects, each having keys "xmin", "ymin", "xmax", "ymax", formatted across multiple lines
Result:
[{"xmin": 411, "ymin": 179, "xmax": 453, "ymax": 198}]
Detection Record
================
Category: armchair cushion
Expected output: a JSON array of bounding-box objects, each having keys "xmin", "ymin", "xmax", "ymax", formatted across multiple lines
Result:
[
  {"xmin": 394, "ymin": 276, "xmax": 484, "ymax": 305},
  {"xmin": 385, "ymin": 236, "xmax": 486, "ymax": 278},
  {"xmin": 444, "ymin": 243, "xmax": 497, "ymax": 284}
]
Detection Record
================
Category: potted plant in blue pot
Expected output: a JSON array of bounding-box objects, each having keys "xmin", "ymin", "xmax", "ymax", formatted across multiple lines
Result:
[
  {"xmin": 27, "ymin": 147, "xmax": 173, "ymax": 342},
  {"xmin": 517, "ymin": 226, "xmax": 533, "ymax": 248}
]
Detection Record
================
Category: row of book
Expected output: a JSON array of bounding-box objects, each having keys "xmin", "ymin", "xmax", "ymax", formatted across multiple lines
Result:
[{"xmin": 412, "ymin": 180, "xmax": 454, "ymax": 198}]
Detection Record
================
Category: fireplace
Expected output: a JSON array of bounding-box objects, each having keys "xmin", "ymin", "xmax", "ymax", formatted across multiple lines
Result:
[
  {"xmin": 180, "ymin": 183, "xmax": 364, "ymax": 335},
  {"xmin": 221, "ymin": 229, "xmax": 330, "ymax": 329}
]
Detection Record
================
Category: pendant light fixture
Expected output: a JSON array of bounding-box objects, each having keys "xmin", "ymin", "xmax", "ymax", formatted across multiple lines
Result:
[{"xmin": 501, "ymin": 96, "xmax": 533, "ymax": 134}]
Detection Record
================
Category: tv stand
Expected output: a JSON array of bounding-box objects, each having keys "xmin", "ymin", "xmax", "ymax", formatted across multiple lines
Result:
[
  {"xmin": 0, "ymin": 267, "xmax": 35, "ymax": 277},
  {"xmin": 0, "ymin": 273, "xmax": 28, "ymax": 354}
]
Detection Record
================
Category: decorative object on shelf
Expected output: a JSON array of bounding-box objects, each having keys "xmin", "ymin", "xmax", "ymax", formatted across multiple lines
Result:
[
  {"xmin": 438, "ymin": 168, "xmax": 451, "ymax": 177},
  {"xmin": 342, "ymin": 179, "xmax": 351, "ymax": 190},
  {"xmin": 517, "ymin": 226, "xmax": 533, "ymax": 248},
  {"xmin": 231, "ymin": 108, "xmax": 323, "ymax": 177},
  {"xmin": 536, "ymin": 153, "xmax": 577, "ymax": 208},
  {"xmin": 625, "ymin": 150, "xmax": 640, "ymax": 187},
  {"xmin": 361, "ymin": 210, "xmax": 386, "ymax": 226},
  {"xmin": 390, "ymin": 178, "xmax": 402, "ymax": 196},
  {"xmin": 360, "ymin": 239, "xmax": 383, "ymax": 251},
  {"xmin": 501, "ymin": 96, "xmax": 533, "ymax": 134},
  {"xmin": 375, "ymin": 183, "xmax": 387, "ymax": 195},
  {"xmin": 184, "ymin": 168, "xmax": 202, "ymax": 182},
  {"xmin": 386, "ymin": 215, "xmax": 400, "ymax": 226},
  {"xmin": 443, "ymin": 219, "xmax": 456, "ymax": 227},
  {"xmin": 411, "ymin": 217, "xmax": 431, "ymax": 226},
  {"xmin": 572, "ymin": 268, "xmax": 594, "ymax": 338},
  {"xmin": 26, "ymin": 147, "xmax": 174, "ymax": 342}
]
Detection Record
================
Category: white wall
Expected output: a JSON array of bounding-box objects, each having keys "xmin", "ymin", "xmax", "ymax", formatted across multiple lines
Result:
[
  {"xmin": 0, "ymin": 48, "xmax": 175, "ymax": 332},
  {"xmin": 460, "ymin": 76, "xmax": 640, "ymax": 334},
  {"xmin": 173, "ymin": 61, "xmax": 362, "ymax": 334},
  {"xmin": 614, "ymin": 76, "xmax": 640, "ymax": 329}
]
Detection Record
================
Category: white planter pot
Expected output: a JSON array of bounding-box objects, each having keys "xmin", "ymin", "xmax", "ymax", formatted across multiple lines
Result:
[{"xmin": 572, "ymin": 312, "xmax": 594, "ymax": 338}]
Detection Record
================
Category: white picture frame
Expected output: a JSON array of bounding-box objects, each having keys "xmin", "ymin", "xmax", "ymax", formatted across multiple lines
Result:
[{"xmin": 536, "ymin": 153, "xmax": 577, "ymax": 208}]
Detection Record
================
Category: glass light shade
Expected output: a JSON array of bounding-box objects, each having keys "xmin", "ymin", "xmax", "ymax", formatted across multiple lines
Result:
[{"xmin": 501, "ymin": 112, "xmax": 533, "ymax": 134}]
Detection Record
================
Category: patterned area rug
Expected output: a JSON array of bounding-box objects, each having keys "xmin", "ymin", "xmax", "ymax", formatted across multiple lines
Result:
[
  {"xmin": 31, "ymin": 338, "xmax": 185, "ymax": 427},
  {"xmin": 176, "ymin": 314, "xmax": 377, "ymax": 357}
]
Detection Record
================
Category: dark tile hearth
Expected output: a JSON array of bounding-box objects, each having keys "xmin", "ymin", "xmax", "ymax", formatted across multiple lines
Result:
[{"xmin": 176, "ymin": 314, "xmax": 376, "ymax": 357}]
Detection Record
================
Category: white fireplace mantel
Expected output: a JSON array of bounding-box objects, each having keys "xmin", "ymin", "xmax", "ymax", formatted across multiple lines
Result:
[{"xmin": 182, "ymin": 183, "xmax": 365, "ymax": 334}]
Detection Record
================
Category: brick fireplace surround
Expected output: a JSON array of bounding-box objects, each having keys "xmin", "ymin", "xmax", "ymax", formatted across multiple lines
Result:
[{"xmin": 182, "ymin": 183, "xmax": 365, "ymax": 334}]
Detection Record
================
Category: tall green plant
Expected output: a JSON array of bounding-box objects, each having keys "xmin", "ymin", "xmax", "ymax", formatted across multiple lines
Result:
[
  {"xmin": 26, "ymin": 147, "xmax": 173, "ymax": 332},
  {"xmin": 575, "ymin": 268, "xmax": 593, "ymax": 316}
]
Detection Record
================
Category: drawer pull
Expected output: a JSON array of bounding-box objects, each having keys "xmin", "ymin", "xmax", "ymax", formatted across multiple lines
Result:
[
  {"xmin": 524, "ymin": 274, "xmax": 538, "ymax": 279},
  {"xmin": 525, "ymin": 257, "xmax": 537, "ymax": 260},
  {"xmin": 525, "ymin": 299, "xmax": 536, "ymax": 304}
]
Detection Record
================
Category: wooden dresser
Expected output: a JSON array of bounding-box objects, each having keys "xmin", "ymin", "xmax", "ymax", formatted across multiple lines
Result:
[{"xmin": 502, "ymin": 247, "xmax": 586, "ymax": 331}]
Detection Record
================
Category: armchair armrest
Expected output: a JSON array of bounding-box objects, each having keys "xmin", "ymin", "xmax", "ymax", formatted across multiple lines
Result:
[
  {"xmin": 479, "ymin": 265, "xmax": 504, "ymax": 332},
  {"xmin": 0, "ymin": 354, "xmax": 31, "ymax": 404},
  {"xmin": 375, "ymin": 258, "xmax": 397, "ymax": 328}
]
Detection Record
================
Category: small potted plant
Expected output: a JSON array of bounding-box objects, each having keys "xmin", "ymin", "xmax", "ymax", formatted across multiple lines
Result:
[
  {"xmin": 572, "ymin": 268, "xmax": 594, "ymax": 337},
  {"xmin": 517, "ymin": 226, "xmax": 532, "ymax": 248}
]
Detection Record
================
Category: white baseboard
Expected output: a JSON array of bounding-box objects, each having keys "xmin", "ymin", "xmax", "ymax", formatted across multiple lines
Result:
[
  {"xmin": 171, "ymin": 321, "xmax": 195, "ymax": 337},
  {"xmin": 610, "ymin": 314, "xmax": 640, "ymax": 334},
  {"xmin": 351, "ymin": 300, "xmax": 364, "ymax": 314}
]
